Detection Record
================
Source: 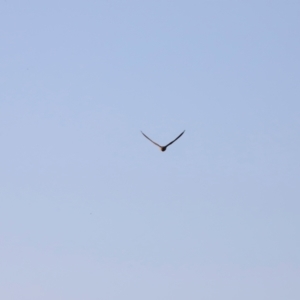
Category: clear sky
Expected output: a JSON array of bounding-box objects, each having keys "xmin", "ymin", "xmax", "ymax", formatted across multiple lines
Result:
[{"xmin": 1, "ymin": 1, "xmax": 300, "ymax": 299}]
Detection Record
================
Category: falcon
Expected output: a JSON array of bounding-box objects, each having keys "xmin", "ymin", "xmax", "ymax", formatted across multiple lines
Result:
[{"xmin": 141, "ymin": 130, "xmax": 185, "ymax": 152}]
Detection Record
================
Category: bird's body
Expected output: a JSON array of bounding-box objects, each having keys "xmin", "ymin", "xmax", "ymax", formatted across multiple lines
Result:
[{"xmin": 141, "ymin": 130, "xmax": 185, "ymax": 151}]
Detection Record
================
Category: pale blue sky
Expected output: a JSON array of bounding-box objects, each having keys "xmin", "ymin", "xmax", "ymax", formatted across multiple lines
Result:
[{"xmin": 1, "ymin": 1, "xmax": 300, "ymax": 299}]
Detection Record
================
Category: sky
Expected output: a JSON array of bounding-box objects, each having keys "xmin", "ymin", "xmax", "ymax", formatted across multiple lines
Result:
[{"xmin": 1, "ymin": 1, "xmax": 300, "ymax": 299}]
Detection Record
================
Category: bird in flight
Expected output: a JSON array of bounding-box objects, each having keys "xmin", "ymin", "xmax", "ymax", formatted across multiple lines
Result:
[{"xmin": 141, "ymin": 130, "xmax": 185, "ymax": 152}]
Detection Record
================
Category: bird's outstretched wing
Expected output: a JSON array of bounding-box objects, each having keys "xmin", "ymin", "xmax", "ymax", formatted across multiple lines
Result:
[
  {"xmin": 165, "ymin": 130, "xmax": 185, "ymax": 148},
  {"xmin": 141, "ymin": 131, "xmax": 162, "ymax": 147}
]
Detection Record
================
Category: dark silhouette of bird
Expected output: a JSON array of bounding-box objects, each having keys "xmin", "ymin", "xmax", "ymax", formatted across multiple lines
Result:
[{"xmin": 141, "ymin": 130, "xmax": 185, "ymax": 151}]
